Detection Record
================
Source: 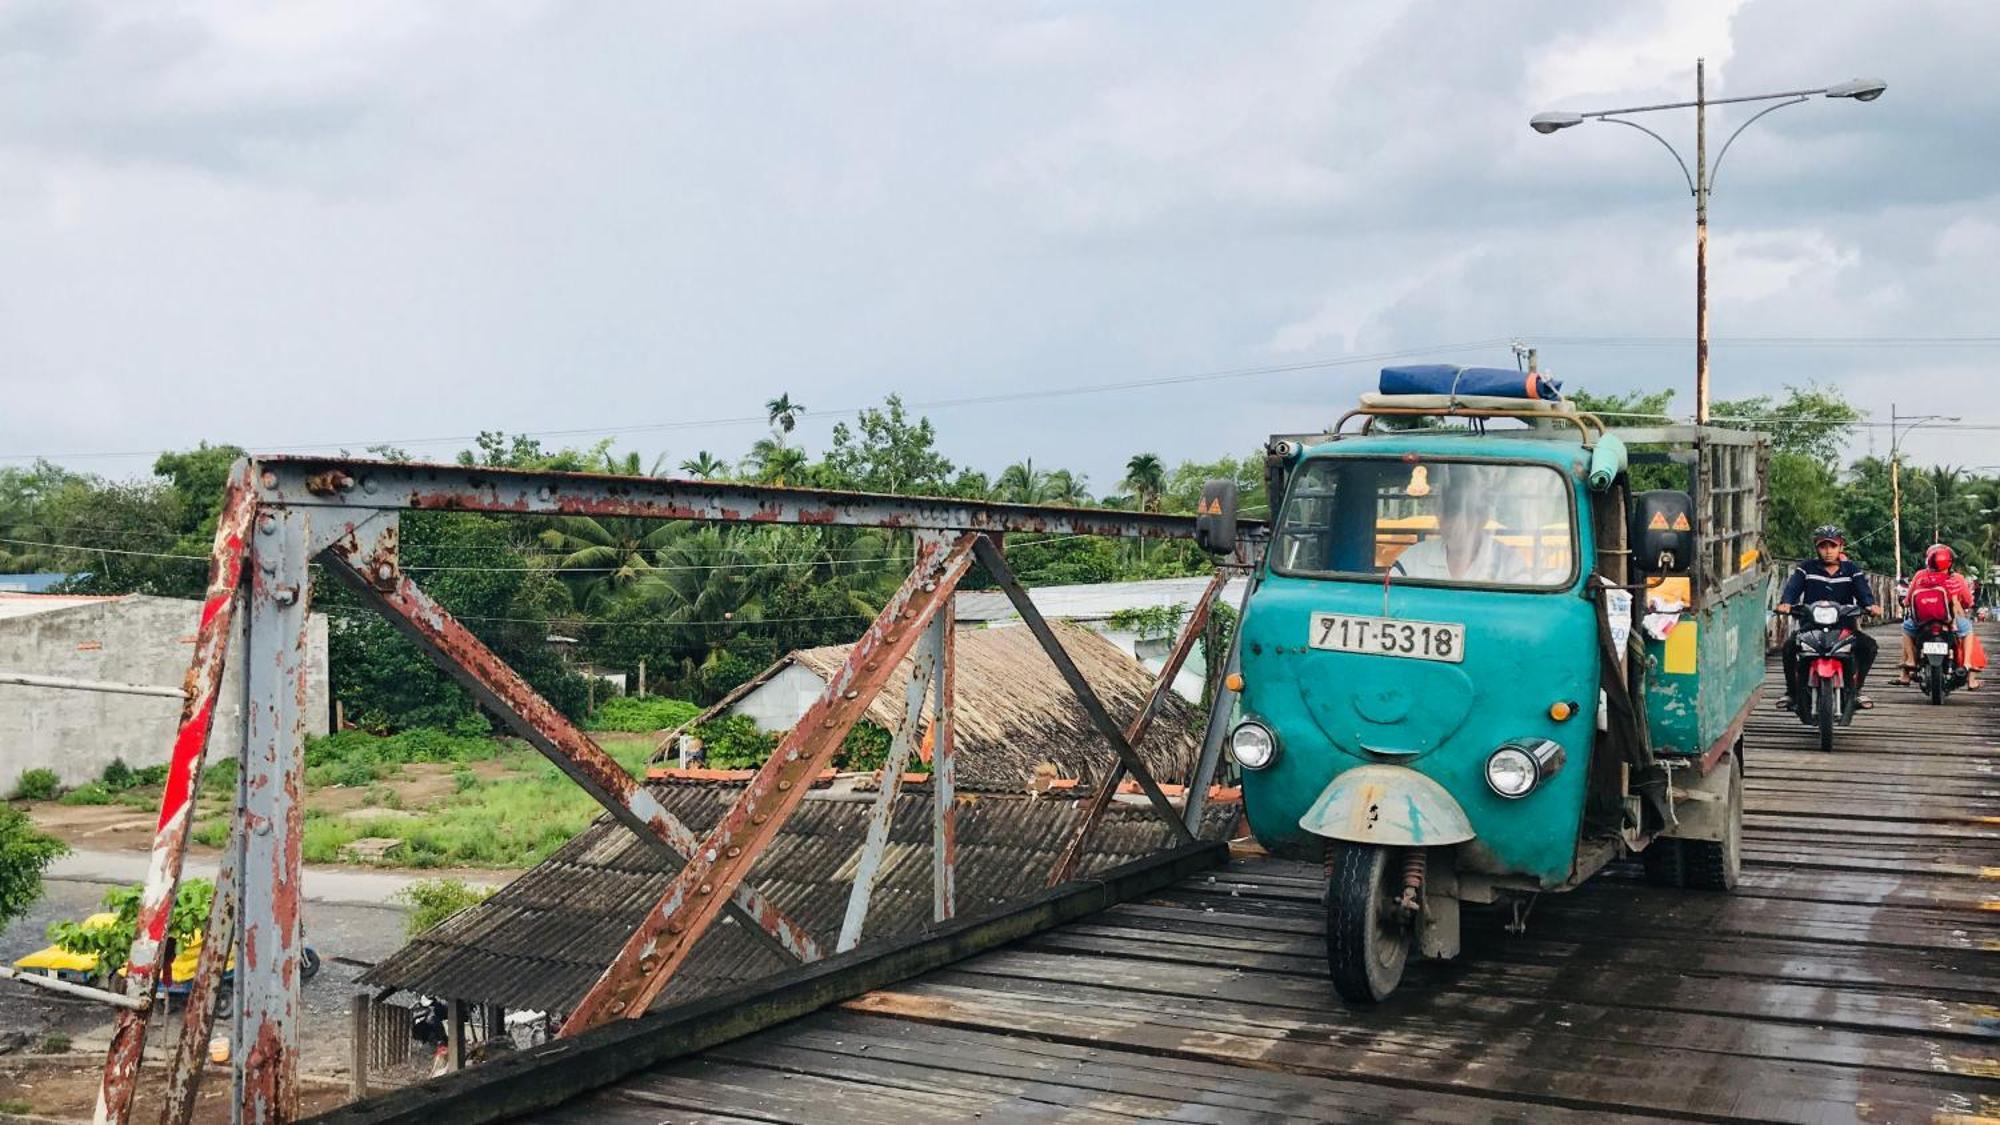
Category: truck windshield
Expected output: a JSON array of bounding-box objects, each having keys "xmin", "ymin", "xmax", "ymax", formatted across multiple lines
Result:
[{"xmin": 1272, "ymin": 458, "xmax": 1576, "ymax": 590}]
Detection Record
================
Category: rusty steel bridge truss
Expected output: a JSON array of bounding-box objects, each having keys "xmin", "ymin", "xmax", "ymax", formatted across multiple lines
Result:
[{"xmin": 6, "ymin": 457, "xmax": 1255, "ymax": 1124}]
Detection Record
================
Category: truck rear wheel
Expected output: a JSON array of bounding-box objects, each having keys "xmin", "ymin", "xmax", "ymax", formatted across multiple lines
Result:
[
  {"xmin": 1682, "ymin": 754, "xmax": 1743, "ymax": 892},
  {"xmin": 1641, "ymin": 839, "xmax": 1685, "ymax": 887},
  {"xmin": 1325, "ymin": 843, "xmax": 1411, "ymax": 1004}
]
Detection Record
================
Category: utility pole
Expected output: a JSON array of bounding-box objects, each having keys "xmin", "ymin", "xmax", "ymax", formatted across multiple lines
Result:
[
  {"xmin": 1694, "ymin": 59, "xmax": 1710, "ymax": 424},
  {"xmin": 1891, "ymin": 403, "xmax": 1903, "ymax": 587}
]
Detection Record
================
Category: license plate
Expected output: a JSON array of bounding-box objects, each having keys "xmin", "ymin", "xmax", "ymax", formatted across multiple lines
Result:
[
  {"xmin": 1921, "ymin": 641, "xmax": 1950, "ymax": 656},
  {"xmin": 1309, "ymin": 613, "xmax": 1465, "ymax": 663}
]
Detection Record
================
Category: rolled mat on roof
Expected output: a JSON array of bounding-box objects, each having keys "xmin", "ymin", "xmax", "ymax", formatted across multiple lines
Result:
[{"xmin": 1379, "ymin": 364, "xmax": 1562, "ymax": 402}]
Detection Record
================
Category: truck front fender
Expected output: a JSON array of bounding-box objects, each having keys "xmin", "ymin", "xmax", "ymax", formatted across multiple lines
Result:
[{"xmin": 1298, "ymin": 765, "xmax": 1476, "ymax": 847}]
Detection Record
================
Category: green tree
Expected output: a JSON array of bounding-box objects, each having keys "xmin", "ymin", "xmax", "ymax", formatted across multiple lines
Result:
[
  {"xmin": 0, "ymin": 807, "xmax": 68, "ymax": 928},
  {"xmin": 992, "ymin": 459, "xmax": 1048, "ymax": 503},
  {"xmin": 679, "ymin": 451, "xmax": 730, "ymax": 480},
  {"xmin": 821, "ymin": 396, "xmax": 955, "ymax": 495},
  {"xmin": 1712, "ymin": 385, "xmax": 1859, "ymax": 466},
  {"xmin": 1122, "ymin": 454, "xmax": 1166, "ymax": 513},
  {"xmin": 765, "ymin": 393, "xmax": 805, "ymax": 446},
  {"xmin": 537, "ymin": 516, "xmax": 688, "ymax": 612},
  {"xmin": 746, "ymin": 441, "xmax": 809, "ymax": 485},
  {"xmin": 50, "ymin": 879, "xmax": 212, "ymax": 978}
]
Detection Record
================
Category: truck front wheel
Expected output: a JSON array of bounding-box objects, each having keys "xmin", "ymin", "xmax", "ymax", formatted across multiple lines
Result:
[{"xmin": 1325, "ymin": 843, "xmax": 1412, "ymax": 1004}]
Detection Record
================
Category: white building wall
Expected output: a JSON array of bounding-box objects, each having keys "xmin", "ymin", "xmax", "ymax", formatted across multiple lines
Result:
[
  {"xmin": 725, "ymin": 663, "xmax": 832, "ymax": 733},
  {"xmin": 0, "ymin": 596, "xmax": 329, "ymax": 793}
]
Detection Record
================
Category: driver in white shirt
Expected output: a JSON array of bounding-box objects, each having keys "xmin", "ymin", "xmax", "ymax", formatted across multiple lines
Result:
[{"xmin": 1389, "ymin": 466, "xmax": 1534, "ymax": 585}]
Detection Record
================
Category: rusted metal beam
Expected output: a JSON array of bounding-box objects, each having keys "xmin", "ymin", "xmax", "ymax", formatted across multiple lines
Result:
[
  {"xmin": 836, "ymin": 624, "xmax": 939, "ymax": 952},
  {"xmin": 561, "ymin": 532, "xmax": 979, "ymax": 1035},
  {"xmin": 970, "ymin": 536, "xmax": 1193, "ymax": 840},
  {"xmin": 94, "ymin": 463, "xmax": 257, "ymax": 1125},
  {"xmin": 251, "ymin": 456, "xmax": 1230, "ymax": 541},
  {"xmin": 162, "ymin": 807, "xmax": 243, "ymax": 1125},
  {"xmin": 1047, "ymin": 568, "xmax": 1230, "ymax": 886},
  {"xmin": 316, "ymin": 547, "xmax": 822, "ymax": 965},
  {"xmin": 236, "ymin": 503, "xmax": 315, "ymax": 1123},
  {"xmin": 1181, "ymin": 568, "xmax": 1256, "ymax": 832},
  {"xmin": 930, "ymin": 608, "xmax": 957, "ymax": 923}
]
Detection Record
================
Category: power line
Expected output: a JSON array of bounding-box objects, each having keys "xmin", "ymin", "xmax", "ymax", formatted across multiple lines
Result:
[{"xmin": 0, "ymin": 340, "xmax": 1513, "ymax": 463}]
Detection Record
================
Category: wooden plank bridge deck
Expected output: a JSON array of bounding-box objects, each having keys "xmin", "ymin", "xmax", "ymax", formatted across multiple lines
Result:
[{"xmin": 527, "ymin": 627, "xmax": 1999, "ymax": 1125}]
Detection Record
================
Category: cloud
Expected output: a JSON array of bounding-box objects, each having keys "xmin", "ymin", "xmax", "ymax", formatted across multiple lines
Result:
[{"xmin": 0, "ymin": 0, "xmax": 1994, "ymax": 495}]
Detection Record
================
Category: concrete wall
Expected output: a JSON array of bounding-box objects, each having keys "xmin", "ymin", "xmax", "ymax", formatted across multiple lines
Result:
[{"xmin": 0, "ymin": 596, "xmax": 329, "ymax": 793}]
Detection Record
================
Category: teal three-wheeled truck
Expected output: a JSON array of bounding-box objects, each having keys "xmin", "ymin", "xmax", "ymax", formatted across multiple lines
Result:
[{"xmin": 1195, "ymin": 374, "xmax": 1768, "ymax": 1002}]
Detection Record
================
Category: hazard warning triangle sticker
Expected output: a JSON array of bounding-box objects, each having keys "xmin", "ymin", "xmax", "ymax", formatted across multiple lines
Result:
[
  {"xmin": 1649, "ymin": 512, "xmax": 1670, "ymax": 531},
  {"xmin": 1672, "ymin": 513, "xmax": 1692, "ymax": 532}
]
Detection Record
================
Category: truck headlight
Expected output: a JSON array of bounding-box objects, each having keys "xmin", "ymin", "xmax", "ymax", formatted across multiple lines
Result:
[
  {"xmin": 1486, "ymin": 738, "xmax": 1565, "ymax": 799},
  {"xmin": 1229, "ymin": 721, "xmax": 1278, "ymax": 770}
]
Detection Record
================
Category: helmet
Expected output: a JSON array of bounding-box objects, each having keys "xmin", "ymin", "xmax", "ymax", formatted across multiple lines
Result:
[
  {"xmin": 1811, "ymin": 525, "xmax": 1845, "ymax": 547},
  {"xmin": 1925, "ymin": 543, "xmax": 1955, "ymax": 571}
]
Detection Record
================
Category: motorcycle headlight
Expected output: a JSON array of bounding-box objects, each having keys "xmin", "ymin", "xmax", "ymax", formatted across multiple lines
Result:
[
  {"xmin": 1812, "ymin": 605, "xmax": 1838, "ymax": 626},
  {"xmin": 1485, "ymin": 746, "xmax": 1538, "ymax": 798},
  {"xmin": 1228, "ymin": 721, "xmax": 1278, "ymax": 770}
]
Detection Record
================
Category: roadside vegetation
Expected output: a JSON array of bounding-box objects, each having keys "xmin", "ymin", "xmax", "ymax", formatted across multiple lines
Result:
[{"xmin": 395, "ymin": 878, "xmax": 496, "ymax": 937}]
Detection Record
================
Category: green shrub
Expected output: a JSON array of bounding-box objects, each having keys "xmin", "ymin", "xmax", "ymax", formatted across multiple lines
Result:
[
  {"xmin": 58, "ymin": 782, "xmax": 114, "ymax": 806},
  {"xmin": 49, "ymin": 879, "xmax": 213, "ymax": 978},
  {"xmin": 36, "ymin": 1033, "xmax": 70, "ymax": 1054},
  {"xmin": 100, "ymin": 759, "xmax": 136, "ymax": 791},
  {"xmin": 362, "ymin": 785, "xmax": 403, "ymax": 811},
  {"xmin": 451, "ymin": 766, "xmax": 478, "ymax": 793},
  {"xmin": 11, "ymin": 768, "xmax": 61, "ymax": 801},
  {"xmin": 0, "ymin": 1099, "xmax": 32, "ymax": 1114},
  {"xmin": 839, "ymin": 721, "xmax": 922, "ymax": 773},
  {"xmin": 0, "ymin": 806, "xmax": 69, "ymax": 928},
  {"xmin": 191, "ymin": 818, "xmax": 230, "ymax": 848},
  {"xmin": 131, "ymin": 764, "xmax": 170, "ymax": 787},
  {"xmin": 200, "ymin": 758, "xmax": 238, "ymax": 798},
  {"xmin": 394, "ymin": 877, "xmax": 495, "ymax": 937},
  {"xmin": 688, "ymin": 714, "xmax": 777, "ymax": 769},
  {"xmin": 586, "ymin": 696, "xmax": 701, "ymax": 733}
]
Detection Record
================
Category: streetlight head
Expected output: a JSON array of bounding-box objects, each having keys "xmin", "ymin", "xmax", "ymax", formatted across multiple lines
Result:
[
  {"xmin": 1530, "ymin": 111, "xmax": 1585, "ymax": 135},
  {"xmin": 1826, "ymin": 78, "xmax": 1887, "ymax": 102}
]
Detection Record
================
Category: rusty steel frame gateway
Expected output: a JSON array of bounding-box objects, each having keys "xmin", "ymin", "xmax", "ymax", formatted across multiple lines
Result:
[{"xmin": 41, "ymin": 457, "xmax": 1254, "ymax": 1125}]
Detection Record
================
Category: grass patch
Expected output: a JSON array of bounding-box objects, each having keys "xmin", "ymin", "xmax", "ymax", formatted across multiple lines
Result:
[
  {"xmin": 192, "ymin": 818, "xmax": 230, "ymax": 848},
  {"xmin": 586, "ymin": 696, "xmax": 700, "ymax": 733},
  {"xmin": 299, "ymin": 737, "xmax": 656, "ymax": 868},
  {"xmin": 57, "ymin": 781, "xmax": 114, "ymax": 806},
  {"xmin": 37, "ymin": 1033, "xmax": 71, "ymax": 1053},
  {"xmin": 0, "ymin": 1099, "xmax": 30, "ymax": 1115},
  {"xmin": 302, "ymin": 729, "xmax": 508, "ymax": 790}
]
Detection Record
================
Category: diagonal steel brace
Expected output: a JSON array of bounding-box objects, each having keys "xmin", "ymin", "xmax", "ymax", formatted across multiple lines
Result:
[
  {"xmin": 971, "ymin": 536, "xmax": 1193, "ymax": 839},
  {"xmin": 562, "ymin": 532, "xmax": 979, "ymax": 1034}
]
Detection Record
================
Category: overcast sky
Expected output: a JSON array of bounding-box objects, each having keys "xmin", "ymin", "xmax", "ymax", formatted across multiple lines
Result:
[{"xmin": 3, "ymin": 0, "xmax": 1995, "ymax": 490}]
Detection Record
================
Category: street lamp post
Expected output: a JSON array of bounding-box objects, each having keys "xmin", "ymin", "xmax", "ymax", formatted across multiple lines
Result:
[
  {"xmin": 1532, "ymin": 63, "xmax": 1885, "ymax": 424},
  {"xmin": 1888, "ymin": 404, "xmax": 1960, "ymax": 589}
]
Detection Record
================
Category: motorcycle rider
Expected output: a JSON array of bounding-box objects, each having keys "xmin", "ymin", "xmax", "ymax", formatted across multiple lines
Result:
[
  {"xmin": 1898, "ymin": 543, "xmax": 1980, "ymax": 690},
  {"xmin": 1775, "ymin": 526, "xmax": 1881, "ymax": 711}
]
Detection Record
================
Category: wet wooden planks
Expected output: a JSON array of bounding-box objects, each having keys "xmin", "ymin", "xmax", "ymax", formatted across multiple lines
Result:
[{"xmin": 544, "ymin": 632, "xmax": 2000, "ymax": 1124}]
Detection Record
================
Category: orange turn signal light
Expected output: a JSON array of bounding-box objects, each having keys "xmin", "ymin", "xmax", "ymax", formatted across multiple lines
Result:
[
  {"xmin": 1549, "ymin": 701, "xmax": 1576, "ymax": 722},
  {"xmin": 1225, "ymin": 673, "xmax": 1245, "ymax": 693}
]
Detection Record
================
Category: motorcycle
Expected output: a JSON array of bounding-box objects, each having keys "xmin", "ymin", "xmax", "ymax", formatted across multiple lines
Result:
[
  {"xmin": 1908, "ymin": 587, "xmax": 1966, "ymax": 706},
  {"xmin": 1788, "ymin": 601, "xmax": 1866, "ymax": 751}
]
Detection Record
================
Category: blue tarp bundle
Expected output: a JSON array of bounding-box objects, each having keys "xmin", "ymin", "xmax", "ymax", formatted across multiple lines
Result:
[{"xmin": 1379, "ymin": 364, "xmax": 1562, "ymax": 401}]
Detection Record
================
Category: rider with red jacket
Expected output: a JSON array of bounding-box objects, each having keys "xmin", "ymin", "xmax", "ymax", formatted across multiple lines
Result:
[{"xmin": 1898, "ymin": 544, "xmax": 1979, "ymax": 690}]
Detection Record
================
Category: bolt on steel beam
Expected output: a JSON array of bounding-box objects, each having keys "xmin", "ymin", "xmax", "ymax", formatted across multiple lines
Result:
[
  {"xmin": 1048, "ymin": 567, "xmax": 1230, "ymax": 886},
  {"xmin": 836, "ymin": 622, "xmax": 939, "ymax": 952},
  {"xmin": 236, "ymin": 503, "xmax": 315, "ymax": 1124},
  {"xmin": 929, "ymin": 608, "xmax": 957, "ymax": 923},
  {"xmin": 162, "ymin": 806, "xmax": 244, "ymax": 1125},
  {"xmin": 250, "ymin": 457, "xmax": 1234, "ymax": 542},
  {"xmin": 94, "ymin": 464, "xmax": 257, "ymax": 1125},
  {"xmin": 317, "ymin": 546, "xmax": 822, "ymax": 964},
  {"xmin": 561, "ymin": 532, "xmax": 979, "ymax": 1035},
  {"xmin": 970, "ymin": 535, "xmax": 1194, "ymax": 840}
]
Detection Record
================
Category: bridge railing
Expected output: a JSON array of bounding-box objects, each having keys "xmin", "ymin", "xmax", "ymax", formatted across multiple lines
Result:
[{"xmin": 21, "ymin": 457, "xmax": 1254, "ymax": 1125}]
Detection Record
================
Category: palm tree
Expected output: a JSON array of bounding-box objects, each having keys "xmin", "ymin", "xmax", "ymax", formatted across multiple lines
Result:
[
  {"xmin": 1122, "ymin": 453, "xmax": 1166, "ymax": 513},
  {"xmin": 992, "ymin": 459, "xmax": 1047, "ymax": 504},
  {"xmin": 746, "ymin": 440, "xmax": 809, "ymax": 486},
  {"xmin": 766, "ymin": 394, "xmax": 805, "ymax": 447},
  {"xmin": 680, "ymin": 451, "xmax": 730, "ymax": 480},
  {"xmin": 599, "ymin": 449, "xmax": 669, "ymax": 477},
  {"xmin": 1044, "ymin": 469, "xmax": 1090, "ymax": 506},
  {"xmin": 537, "ymin": 516, "xmax": 688, "ymax": 612}
]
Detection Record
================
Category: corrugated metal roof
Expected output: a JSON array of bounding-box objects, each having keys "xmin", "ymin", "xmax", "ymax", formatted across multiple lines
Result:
[
  {"xmin": 361, "ymin": 781, "xmax": 1238, "ymax": 1014},
  {"xmin": 779, "ymin": 620, "xmax": 1203, "ymax": 790},
  {"xmin": 953, "ymin": 575, "xmax": 1245, "ymax": 624}
]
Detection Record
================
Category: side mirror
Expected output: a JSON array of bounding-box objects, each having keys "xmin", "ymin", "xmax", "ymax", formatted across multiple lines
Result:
[
  {"xmin": 1194, "ymin": 480, "xmax": 1239, "ymax": 556},
  {"xmin": 1630, "ymin": 490, "xmax": 1695, "ymax": 576}
]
